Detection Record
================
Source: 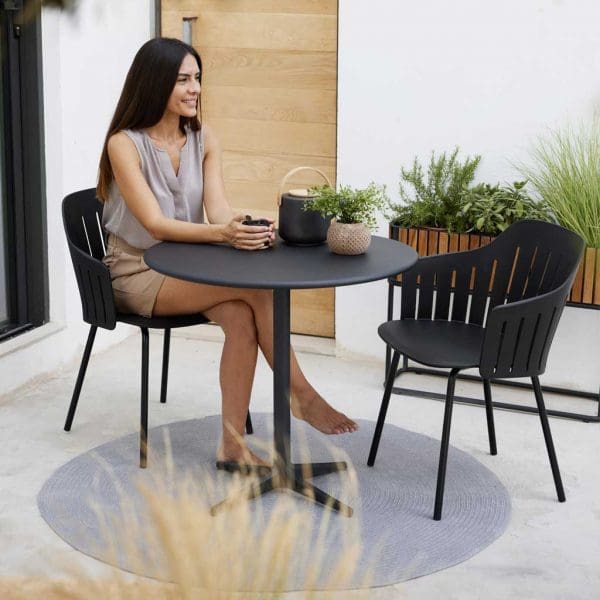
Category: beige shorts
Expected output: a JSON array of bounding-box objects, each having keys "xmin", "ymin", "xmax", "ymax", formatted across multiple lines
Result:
[{"xmin": 102, "ymin": 234, "xmax": 166, "ymax": 318}]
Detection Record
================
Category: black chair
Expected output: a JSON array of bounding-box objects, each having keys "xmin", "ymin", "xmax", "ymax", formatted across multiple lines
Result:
[
  {"xmin": 368, "ymin": 220, "xmax": 584, "ymax": 520},
  {"xmin": 62, "ymin": 188, "xmax": 253, "ymax": 468}
]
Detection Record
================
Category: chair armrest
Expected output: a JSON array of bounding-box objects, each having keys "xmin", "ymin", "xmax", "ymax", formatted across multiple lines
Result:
[{"xmin": 480, "ymin": 279, "xmax": 572, "ymax": 379}]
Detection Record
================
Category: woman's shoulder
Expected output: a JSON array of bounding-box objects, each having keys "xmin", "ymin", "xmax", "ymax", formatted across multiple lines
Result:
[
  {"xmin": 107, "ymin": 130, "xmax": 141, "ymax": 164},
  {"xmin": 184, "ymin": 123, "xmax": 210, "ymax": 159},
  {"xmin": 200, "ymin": 121, "xmax": 214, "ymax": 141},
  {"xmin": 199, "ymin": 122, "xmax": 219, "ymax": 155},
  {"xmin": 110, "ymin": 128, "xmax": 146, "ymax": 145},
  {"xmin": 108, "ymin": 130, "xmax": 136, "ymax": 150}
]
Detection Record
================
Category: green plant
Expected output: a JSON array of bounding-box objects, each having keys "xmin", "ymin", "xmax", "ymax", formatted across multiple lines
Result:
[
  {"xmin": 386, "ymin": 147, "xmax": 481, "ymax": 231},
  {"xmin": 518, "ymin": 120, "xmax": 600, "ymax": 248},
  {"xmin": 460, "ymin": 181, "xmax": 552, "ymax": 235},
  {"xmin": 306, "ymin": 182, "xmax": 388, "ymax": 230}
]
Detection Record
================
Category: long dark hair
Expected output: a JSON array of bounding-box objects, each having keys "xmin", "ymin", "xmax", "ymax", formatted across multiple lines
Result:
[{"xmin": 97, "ymin": 37, "xmax": 202, "ymax": 201}]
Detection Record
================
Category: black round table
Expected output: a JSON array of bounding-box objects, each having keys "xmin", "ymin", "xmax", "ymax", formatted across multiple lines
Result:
[{"xmin": 145, "ymin": 236, "xmax": 418, "ymax": 515}]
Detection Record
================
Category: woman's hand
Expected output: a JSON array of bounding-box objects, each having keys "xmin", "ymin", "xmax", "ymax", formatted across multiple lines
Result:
[{"xmin": 222, "ymin": 214, "xmax": 275, "ymax": 250}]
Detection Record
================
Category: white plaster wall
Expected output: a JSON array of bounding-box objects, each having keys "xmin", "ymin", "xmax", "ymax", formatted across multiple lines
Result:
[
  {"xmin": 0, "ymin": 0, "xmax": 152, "ymax": 396},
  {"xmin": 3, "ymin": 0, "xmax": 599, "ymax": 397},
  {"xmin": 336, "ymin": 0, "xmax": 600, "ymax": 390}
]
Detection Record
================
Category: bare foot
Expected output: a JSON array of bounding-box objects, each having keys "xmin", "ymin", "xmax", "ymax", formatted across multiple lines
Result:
[
  {"xmin": 291, "ymin": 392, "xmax": 358, "ymax": 434},
  {"xmin": 217, "ymin": 444, "xmax": 270, "ymax": 468}
]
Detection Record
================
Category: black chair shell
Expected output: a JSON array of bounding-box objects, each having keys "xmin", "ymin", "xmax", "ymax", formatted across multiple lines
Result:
[
  {"xmin": 369, "ymin": 219, "xmax": 585, "ymax": 520},
  {"xmin": 62, "ymin": 188, "xmax": 253, "ymax": 467}
]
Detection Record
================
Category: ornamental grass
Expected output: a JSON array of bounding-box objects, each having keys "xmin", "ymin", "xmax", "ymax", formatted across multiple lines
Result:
[
  {"xmin": 0, "ymin": 440, "xmax": 368, "ymax": 600},
  {"xmin": 519, "ymin": 120, "xmax": 600, "ymax": 248}
]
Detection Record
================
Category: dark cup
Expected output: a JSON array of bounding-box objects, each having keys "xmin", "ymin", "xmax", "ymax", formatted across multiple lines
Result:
[{"xmin": 278, "ymin": 193, "xmax": 330, "ymax": 246}]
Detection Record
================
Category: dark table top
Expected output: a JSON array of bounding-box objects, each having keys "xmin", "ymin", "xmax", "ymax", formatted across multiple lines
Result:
[{"xmin": 144, "ymin": 235, "xmax": 418, "ymax": 290}]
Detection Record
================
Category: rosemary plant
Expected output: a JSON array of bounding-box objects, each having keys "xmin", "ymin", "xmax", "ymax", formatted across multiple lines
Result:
[{"xmin": 387, "ymin": 147, "xmax": 481, "ymax": 231}]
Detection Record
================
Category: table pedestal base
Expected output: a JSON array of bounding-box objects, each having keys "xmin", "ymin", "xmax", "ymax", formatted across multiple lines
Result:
[
  {"xmin": 210, "ymin": 461, "xmax": 353, "ymax": 517},
  {"xmin": 210, "ymin": 289, "xmax": 354, "ymax": 517}
]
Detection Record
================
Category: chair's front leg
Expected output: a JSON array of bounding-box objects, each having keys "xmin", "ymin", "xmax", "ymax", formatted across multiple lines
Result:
[
  {"xmin": 64, "ymin": 325, "xmax": 98, "ymax": 431},
  {"xmin": 434, "ymin": 368, "xmax": 460, "ymax": 521},
  {"xmin": 482, "ymin": 379, "xmax": 497, "ymax": 455},
  {"xmin": 245, "ymin": 412, "xmax": 253, "ymax": 435},
  {"xmin": 532, "ymin": 376, "xmax": 566, "ymax": 502},
  {"xmin": 160, "ymin": 328, "xmax": 171, "ymax": 404},
  {"xmin": 140, "ymin": 328, "xmax": 150, "ymax": 468},
  {"xmin": 368, "ymin": 350, "xmax": 401, "ymax": 466},
  {"xmin": 384, "ymin": 282, "xmax": 395, "ymax": 381}
]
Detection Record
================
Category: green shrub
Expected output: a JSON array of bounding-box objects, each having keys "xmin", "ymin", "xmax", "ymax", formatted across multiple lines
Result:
[
  {"xmin": 387, "ymin": 147, "xmax": 552, "ymax": 236},
  {"xmin": 386, "ymin": 147, "xmax": 481, "ymax": 231}
]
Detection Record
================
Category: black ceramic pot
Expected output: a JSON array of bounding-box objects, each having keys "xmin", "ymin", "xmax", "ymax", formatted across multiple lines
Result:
[{"xmin": 278, "ymin": 192, "xmax": 330, "ymax": 246}]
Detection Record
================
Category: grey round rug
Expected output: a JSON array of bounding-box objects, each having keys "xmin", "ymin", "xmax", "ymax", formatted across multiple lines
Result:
[{"xmin": 38, "ymin": 414, "xmax": 510, "ymax": 590}]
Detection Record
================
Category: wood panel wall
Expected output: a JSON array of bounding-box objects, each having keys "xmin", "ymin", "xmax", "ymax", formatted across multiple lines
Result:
[{"xmin": 162, "ymin": 0, "xmax": 338, "ymax": 337}]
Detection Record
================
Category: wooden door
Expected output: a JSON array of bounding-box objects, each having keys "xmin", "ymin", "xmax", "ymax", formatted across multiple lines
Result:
[{"xmin": 161, "ymin": 0, "xmax": 337, "ymax": 337}]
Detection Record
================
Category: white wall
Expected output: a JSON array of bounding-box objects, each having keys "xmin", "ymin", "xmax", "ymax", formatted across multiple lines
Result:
[
  {"xmin": 336, "ymin": 0, "xmax": 600, "ymax": 390},
  {"xmin": 2, "ymin": 0, "xmax": 599, "ymax": 396},
  {"xmin": 0, "ymin": 0, "xmax": 152, "ymax": 396}
]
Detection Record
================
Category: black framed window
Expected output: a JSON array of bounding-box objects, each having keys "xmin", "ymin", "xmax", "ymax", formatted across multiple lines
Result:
[
  {"xmin": 0, "ymin": 79, "xmax": 8, "ymax": 326},
  {"xmin": 0, "ymin": 0, "xmax": 47, "ymax": 341}
]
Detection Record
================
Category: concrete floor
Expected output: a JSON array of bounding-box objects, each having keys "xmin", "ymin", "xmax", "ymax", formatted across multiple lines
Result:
[{"xmin": 1, "ymin": 329, "xmax": 599, "ymax": 599}]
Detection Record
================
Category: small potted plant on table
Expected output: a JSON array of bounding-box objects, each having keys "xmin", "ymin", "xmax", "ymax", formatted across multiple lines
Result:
[{"xmin": 306, "ymin": 182, "xmax": 388, "ymax": 255}]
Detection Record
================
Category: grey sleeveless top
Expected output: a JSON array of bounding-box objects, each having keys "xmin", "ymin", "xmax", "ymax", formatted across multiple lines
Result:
[{"xmin": 102, "ymin": 127, "xmax": 204, "ymax": 249}]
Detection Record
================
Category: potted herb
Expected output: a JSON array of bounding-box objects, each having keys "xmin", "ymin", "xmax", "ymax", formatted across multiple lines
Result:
[
  {"xmin": 459, "ymin": 181, "xmax": 551, "ymax": 235},
  {"xmin": 386, "ymin": 147, "xmax": 481, "ymax": 232},
  {"xmin": 386, "ymin": 147, "xmax": 488, "ymax": 256},
  {"xmin": 387, "ymin": 148, "xmax": 551, "ymax": 257},
  {"xmin": 305, "ymin": 183, "xmax": 388, "ymax": 255},
  {"xmin": 519, "ymin": 120, "xmax": 600, "ymax": 306}
]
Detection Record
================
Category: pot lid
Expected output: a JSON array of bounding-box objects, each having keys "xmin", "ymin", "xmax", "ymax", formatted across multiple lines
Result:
[{"xmin": 286, "ymin": 188, "xmax": 315, "ymax": 198}]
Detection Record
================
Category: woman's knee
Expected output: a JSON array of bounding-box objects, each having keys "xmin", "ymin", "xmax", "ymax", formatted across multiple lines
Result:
[
  {"xmin": 213, "ymin": 300, "xmax": 257, "ymax": 340},
  {"xmin": 244, "ymin": 288, "xmax": 273, "ymax": 309}
]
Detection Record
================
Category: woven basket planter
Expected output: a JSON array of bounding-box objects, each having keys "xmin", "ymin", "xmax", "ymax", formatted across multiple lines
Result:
[
  {"xmin": 389, "ymin": 224, "xmax": 600, "ymax": 308},
  {"xmin": 327, "ymin": 220, "xmax": 371, "ymax": 255}
]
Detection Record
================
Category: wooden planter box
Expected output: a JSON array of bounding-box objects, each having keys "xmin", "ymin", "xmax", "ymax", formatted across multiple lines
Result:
[{"xmin": 389, "ymin": 224, "xmax": 600, "ymax": 309}]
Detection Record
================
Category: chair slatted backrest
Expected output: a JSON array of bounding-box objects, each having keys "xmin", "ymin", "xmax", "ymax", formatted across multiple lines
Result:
[
  {"xmin": 399, "ymin": 220, "xmax": 584, "ymax": 378},
  {"xmin": 62, "ymin": 188, "xmax": 117, "ymax": 329}
]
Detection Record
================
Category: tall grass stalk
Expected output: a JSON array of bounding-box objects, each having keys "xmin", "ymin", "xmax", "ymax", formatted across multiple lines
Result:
[
  {"xmin": 519, "ymin": 121, "xmax": 600, "ymax": 247},
  {"xmin": 0, "ymin": 442, "xmax": 368, "ymax": 599}
]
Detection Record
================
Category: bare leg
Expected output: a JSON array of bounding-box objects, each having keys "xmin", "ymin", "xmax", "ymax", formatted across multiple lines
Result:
[
  {"xmin": 154, "ymin": 278, "xmax": 357, "ymax": 435},
  {"xmin": 202, "ymin": 301, "xmax": 267, "ymax": 465}
]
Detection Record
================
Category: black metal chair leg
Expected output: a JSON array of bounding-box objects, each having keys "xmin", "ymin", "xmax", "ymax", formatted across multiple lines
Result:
[
  {"xmin": 245, "ymin": 411, "xmax": 253, "ymax": 435},
  {"xmin": 384, "ymin": 345, "xmax": 392, "ymax": 382},
  {"xmin": 140, "ymin": 328, "xmax": 150, "ymax": 469},
  {"xmin": 384, "ymin": 283, "xmax": 395, "ymax": 380},
  {"xmin": 368, "ymin": 350, "xmax": 401, "ymax": 466},
  {"xmin": 160, "ymin": 328, "xmax": 171, "ymax": 404},
  {"xmin": 64, "ymin": 325, "xmax": 98, "ymax": 431},
  {"xmin": 434, "ymin": 368, "xmax": 459, "ymax": 521},
  {"xmin": 532, "ymin": 376, "xmax": 566, "ymax": 502},
  {"xmin": 482, "ymin": 378, "xmax": 498, "ymax": 455}
]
